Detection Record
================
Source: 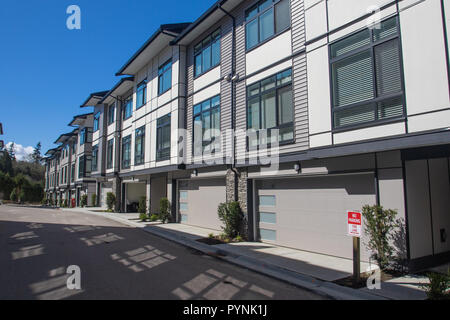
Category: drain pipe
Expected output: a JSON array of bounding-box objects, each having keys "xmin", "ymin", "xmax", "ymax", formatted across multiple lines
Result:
[{"xmin": 218, "ymin": 3, "xmax": 239, "ymax": 201}]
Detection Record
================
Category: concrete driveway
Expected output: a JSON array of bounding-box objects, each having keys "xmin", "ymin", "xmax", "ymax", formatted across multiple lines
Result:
[{"xmin": 0, "ymin": 205, "xmax": 324, "ymax": 300}]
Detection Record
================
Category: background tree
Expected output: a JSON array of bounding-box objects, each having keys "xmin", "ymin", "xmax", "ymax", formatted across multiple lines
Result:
[
  {"xmin": 7, "ymin": 142, "xmax": 16, "ymax": 161},
  {"xmin": 31, "ymin": 142, "xmax": 43, "ymax": 164}
]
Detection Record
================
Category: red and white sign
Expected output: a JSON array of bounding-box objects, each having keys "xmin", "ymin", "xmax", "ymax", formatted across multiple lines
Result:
[{"xmin": 347, "ymin": 211, "xmax": 362, "ymax": 237}]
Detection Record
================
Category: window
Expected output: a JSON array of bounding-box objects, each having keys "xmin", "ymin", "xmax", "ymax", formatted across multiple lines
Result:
[
  {"xmin": 247, "ymin": 69, "xmax": 293, "ymax": 149},
  {"xmin": 330, "ymin": 17, "xmax": 404, "ymax": 130},
  {"xmin": 156, "ymin": 114, "xmax": 171, "ymax": 161},
  {"xmin": 122, "ymin": 135, "xmax": 131, "ymax": 169},
  {"xmin": 92, "ymin": 145, "xmax": 98, "ymax": 172},
  {"xmin": 79, "ymin": 128, "xmax": 87, "ymax": 145},
  {"xmin": 108, "ymin": 103, "xmax": 115, "ymax": 125},
  {"xmin": 78, "ymin": 156, "xmax": 85, "ymax": 179},
  {"xmin": 107, "ymin": 139, "xmax": 114, "ymax": 169},
  {"xmin": 134, "ymin": 126, "xmax": 145, "ymax": 166},
  {"xmin": 193, "ymin": 95, "xmax": 221, "ymax": 156},
  {"xmin": 136, "ymin": 80, "xmax": 147, "ymax": 109},
  {"xmin": 158, "ymin": 60, "xmax": 172, "ymax": 95},
  {"xmin": 123, "ymin": 95, "xmax": 133, "ymax": 120},
  {"xmin": 245, "ymin": 0, "xmax": 290, "ymax": 50},
  {"xmin": 71, "ymin": 164, "xmax": 75, "ymax": 183},
  {"xmin": 72, "ymin": 142, "xmax": 76, "ymax": 155},
  {"xmin": 194, "ymin": 30, "xmax": 221, "ymax": 77},
  {"xmin": 93, "ymin": 112, "xmax": 100, "ymax": 132}
]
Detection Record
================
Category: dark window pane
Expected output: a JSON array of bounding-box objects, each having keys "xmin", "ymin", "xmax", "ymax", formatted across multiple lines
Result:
[
  {"xmin": 334, "ymin": 103, "xmax": 375, "ymax": 128},
  {"xmin": 202, "ymin": 45, "xmax": 212, "ymax": 71},
  {"xmin": 374, "ymin": 39, "xmax": 402, "ymax": 96},
  {"xmin": 279, "ymin": 126, "xmax": 294, "ymax": 142},
  {"xmin": 275, "ymin": 0, "xmax": 290, "ymax": 33},
  {"xmin": 278, "ymin": 86, "xmax": 293, "ymax": 125},
  {"xmin": 332, "ymin": 50, "xmax": 374, "ymax": 107},
  {"xmin": 377, "ymin": 96, "xmax": 403, "ymax": 120},
  {"xmin": 261, "ymin": 75, "xmax": 276, "ymax": 92},
  {"xmin": 373, "ymin": 17, "xmax": 398, "ymax": 42},
  {"xmin": 246, "ymin": 19, "xmax": 259, "ymax": 49},
  {"xmin": 259, "ymin": 8, "xmax": 274, "ymax": 42},
  {"xmin": 248, "ymin": 83, "xmax": 260, "ymax": 97},
  {"xmin": 246, "ymin": 4, "xmax": 258, "ymax": 20},
  {"xmin": 212, "ymin": 38, "xmax": 221, "ymax": 67},
  {"xmin": 195, "ymin": 54, "xmax": 202, "ymax": 76},
  {"xmin": 261, "ymin": 92, "xmax": 276, "ymax": 129},
  {"xmin": 247, "ymin": 97, "xmax": 260, "ymax": 130},
  {"xmin": 277, "ymin": 69, "xmax": 292, "ymax": 85},
  {"xmin": 330, "ymin": 29, "xmax": 371, "ymax": 58},
  {"xmin": 259, "ymin": 0, "xmax": 272, "ymax": 12}
]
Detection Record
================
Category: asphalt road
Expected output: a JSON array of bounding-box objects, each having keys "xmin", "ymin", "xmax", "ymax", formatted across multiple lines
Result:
[{"xmin": 0, "ymin": 205, "xmax": 324, "ymax": 300}]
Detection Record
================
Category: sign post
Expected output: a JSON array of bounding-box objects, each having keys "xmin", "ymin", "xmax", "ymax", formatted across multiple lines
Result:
[{"xmin": 347, "ymin": 211, "xmax": 362, "ymax": 285}]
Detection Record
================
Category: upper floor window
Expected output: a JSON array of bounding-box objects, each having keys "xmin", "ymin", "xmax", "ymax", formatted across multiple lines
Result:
[
  {"xmin": 136, "ymin": 80, "xmax": 147, "ymax": 109},
  {"xmin": 79, "ymin": 128, "xmax": 87, "ymax": 145},
  {"xmin": 122, "ymin": 135, "xmax": 131, "ymax": 169},
  {"xmin": 71, "ymin": 164, "xmax": 75, "ymax": 183},
  {"xmin": 93, "ymin": 112, "xmax": 100, "ymax": 132},
  {"xmin": 193, "ymin": 95, "xmax": 221, "ymax": 156},
  {"xmin": 123, "ymin": 95, "xmax": 133, "ymax": 120},
  {"xmin": 247, "ymin": 68, "xmax": 293, "ymax": 149},
  {"xmin": 156, "ymin": 114, "xmax": 171, "ymax": 162},
  {"xmin": 107, "ymin": 139, "xmax": 114, "ymax": 170},
  {"xmin": 92, "ymin": 145, "xmax": 98, "ymax": 172},
  {"xmin": 194, "ymin": 30, "xmax": 221, "ymax": 77},
  {"xmin": 245, "ymin": 0, "xmax": 290, "ymax": 50},
  {"xmin": 108, "ymin": 103, "xmax": 115, "ymax": 125},
  {"xmin": 158, "ymin": 59, "xmax": 172, "ymax": 95},
  {"xmin": 72, "ymin": 141, "xmax": 76, "ymax": 154},
  {"xmin": 134, "ymin": 126, "xmax": 145, "ymax": 166},
  {"xmin": 330, "ymin": 17, "xmax": 404, "ymax": 130}
]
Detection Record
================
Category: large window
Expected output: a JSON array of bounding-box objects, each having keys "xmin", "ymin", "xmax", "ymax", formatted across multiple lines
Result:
[
  {"xmin": 122, "ymin": 135, "xmax": 131, "ymax": 169},
  {"xmin": 93, "ymin": 112, "xmax": 100, "ymax": 132},
  {"xmin": 194, "ymin": 30, "xmax": 221, "ymax": 77},
  {"xmin": 108, "ymin": 103, "xmax": 115, "ymax": 125},
  {"xmin": 92, "ymin": 145, "xmax": 98, "ymax": 172},
  {"xmin": 107, "ymin": 139, "xmax": 114, "ymax": 169},
  {"xmin": 245, "ymin": 0, "xmax": 290, "ymax": 50},
  {"xmin": 158, "ymin": 60, "xmax": 172, "ymax": 95},
  {"xmin": 136, "ymin": 80, "xmax": 147, "ymax": 109},
  {"xmin": 78, "ymin": 156, "xmax": 85, "ymax": 179},
  {"xmin": 193, "ymin": 95, "xmax": 221, "ymax": 156},
  {"xmin": 123, "ymin": 95, "xmax": 133, "ymax": 120},
  {"xmin": 330, "ymin": 17, "xmax": 404, "ymax": 130},
  {"xmin": 79, "ymin": 128, "xmax": 87, "ymax": 145},
  {"xmin": 134, "ymin": 126, "xmax": 145, "ymax": 166},
  {"xmin": 247, "ymin": 69, "xmax": 293, "ymax": 149},
  {"xmin": 156, "ymin": 114, "xmax": 171, "ymax": 162},
  {"xmin": 71, "ymin": 164, "xmax": 75, "ymax": 183}
]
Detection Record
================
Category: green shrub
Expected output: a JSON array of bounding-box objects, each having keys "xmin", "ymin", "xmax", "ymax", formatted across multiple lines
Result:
[
  {"xmin": 217, "ymin": 201, "xmax": 244, "ymax": 239},
  {"xmin": 421, "ymin": 271, "xmax": 450, "ymax": 300},
  {"xmin": 361, "ymin": 205, "xmax": 398, "ymax": 271},
  {"xmin": 106, "ymin": 192, "xmax": 116, "ymax": 211},
  {"xmin": 92, "ymin": 194, "xmax": 97, "ymax": 207},
  {"xmin": 80, "ymin": 194, "xmax": 88, "ymax": 208},
  {"xmin": 150, "ymin": 214, "xmax": 159, "ymax": 222},
  {"xmin": 63, "ymin": 199, "xmax": 68, "ymax": 208},
  {"xmin": 41, "ymin": 197, "xmax": 47, "ymax": 206},
  {"xmin": 159, "ymin": 198, "xmax": 171, "ymax": 223},
  {"xmin": 10, "ymin": 189, "xmax": 17, "ymax": 202},
  {"xmin": 139, "ymin": 212, "xmax": 148, "ymax": 222},
  {"xmin": 138, "ymin": 196, "xmax": 147, "ymax": 215},
  {"xmin": 208, "ymin": 233, "xmax": 215, "ymax": 239},
  {"xmin": 234, "ymin": 235, "xmax": 244, "ymax": 242}
]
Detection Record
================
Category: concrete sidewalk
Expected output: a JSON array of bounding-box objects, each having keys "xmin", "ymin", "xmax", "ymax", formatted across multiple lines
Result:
[{"xmin": 62, "ymin": 207, "xmax": 428, "ymax": 300}]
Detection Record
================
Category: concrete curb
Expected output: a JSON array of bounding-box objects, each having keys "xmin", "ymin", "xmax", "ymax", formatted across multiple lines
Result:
[{"xmin": 64, "ymin": 208, "xmax": 387, "ymax": 300}]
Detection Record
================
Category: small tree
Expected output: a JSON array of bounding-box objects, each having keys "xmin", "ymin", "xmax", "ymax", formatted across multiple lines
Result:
[
  {"xmin": 106, "ymin": 192, "xmax": 116, "ymax": 212},
  {"xmin": 80, "ymin": 194, "xmax": 88, "ymax": 208},
  {"xmin": 91, "ymin": 194, "xmax": 97, "ymax": 207},
  {"xmin": 421, "ymin": 270, "xmax": 450, "ymax": 300},
  {"xmin": 217, "ymin": 201, "xmax": 244, "ymax": 239},
  {"xmin": 361, "ymin": 205, "xmax": 398, "ymax": 271},
  {"xmin": 159, "ymin": 197, "xmax": 171, "ymax": 223},
  {"xmin": 10, "ymin": 189, "xmax": 17, "ymax": 202},
  {"xmin": 138, "ymin": 196, "xmax": 147, "ymax": 221}
]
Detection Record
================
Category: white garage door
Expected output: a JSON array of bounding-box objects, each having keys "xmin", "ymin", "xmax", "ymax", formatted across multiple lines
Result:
[
  {"xmin": 100, "ymin": 183, "xmax": 113, "ymax": 208},
  {"xmin": 256, "ymin": 173, "xmax": 376, "ymax": 260},
  {"xmin": 178, "ymin": 178, "xmax": 226, "ymax": 231}
]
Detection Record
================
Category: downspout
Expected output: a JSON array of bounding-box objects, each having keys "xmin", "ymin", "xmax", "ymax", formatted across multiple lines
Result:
[{"xmin": 218, "ymin": 4, "xmax": 239, "ymax": 201}]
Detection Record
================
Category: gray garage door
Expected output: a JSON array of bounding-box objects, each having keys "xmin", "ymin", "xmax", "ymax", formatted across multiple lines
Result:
[
  {"xmin": 100, "ymin": 182, "xmax": 113, "ymax": 208},
  {"xmin": 255, "ymin": 173, "xmax": 376, "ymax": 260},
  {"xmin": 178, "ymin": 178, "xmax": 226, "ymax": 230}
]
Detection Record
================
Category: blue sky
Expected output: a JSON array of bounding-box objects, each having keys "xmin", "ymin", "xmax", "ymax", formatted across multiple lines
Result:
[{"xmin": 0, "ymin": 0, "xmax": 216, "ymax": 159}]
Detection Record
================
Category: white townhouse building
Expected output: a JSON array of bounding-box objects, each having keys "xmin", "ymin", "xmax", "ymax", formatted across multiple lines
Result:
[{"xmin": 45, "ymin": 0, "xmax": 450, "ymax": 271}]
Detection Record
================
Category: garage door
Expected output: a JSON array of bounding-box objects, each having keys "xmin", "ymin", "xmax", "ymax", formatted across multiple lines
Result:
[
  {"xmin": 100, "ymin": 182, "xmax": 113, "ymax": 208},
  {"xmin": 178, "ymin": 178, "xmax": 226, "ymax": 230},
  {"xmin": 255, "ymin": 173, "xmax": 376, "ymax": 260}
]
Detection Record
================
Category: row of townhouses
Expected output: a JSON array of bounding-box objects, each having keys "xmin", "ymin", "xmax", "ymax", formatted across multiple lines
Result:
[{"xmin": 44, "ymin": 0, "xmax": 450, "ymax": 271}]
